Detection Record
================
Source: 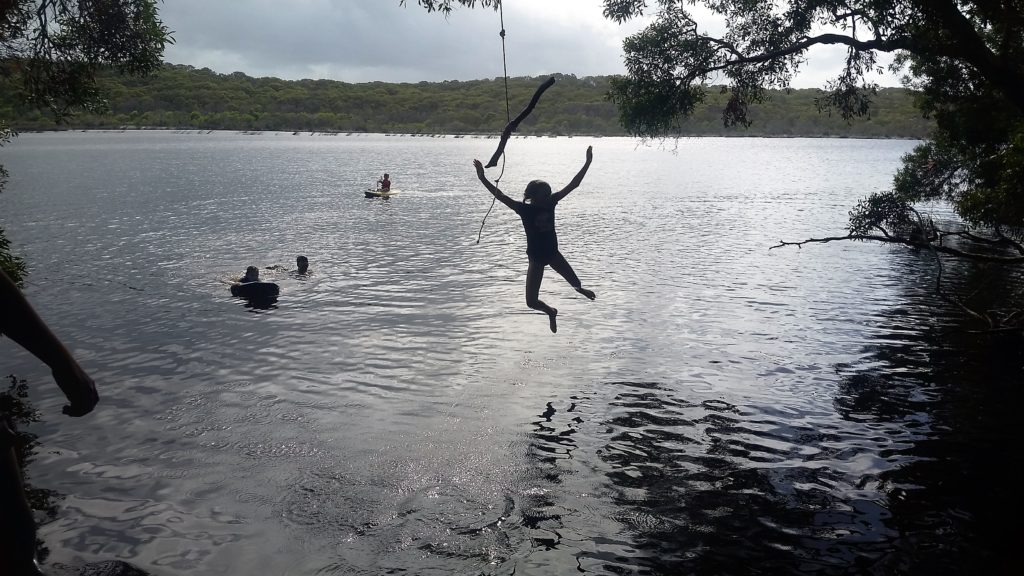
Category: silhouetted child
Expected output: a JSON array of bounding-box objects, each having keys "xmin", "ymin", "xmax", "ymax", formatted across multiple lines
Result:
[{"xmin": 473, "ymin": 146, "xmax": 596, "ymax": 333}]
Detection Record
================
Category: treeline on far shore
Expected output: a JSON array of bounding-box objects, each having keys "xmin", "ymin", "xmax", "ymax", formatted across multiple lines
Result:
[{"xmin": 0, "ymin": 63, "xmax": 934, "ymax": 138}]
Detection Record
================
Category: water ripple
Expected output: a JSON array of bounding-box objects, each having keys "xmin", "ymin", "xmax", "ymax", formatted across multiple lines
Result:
[{"xmin": 3, "ymin": 133, "xmax": 1018, "ymax": 575}]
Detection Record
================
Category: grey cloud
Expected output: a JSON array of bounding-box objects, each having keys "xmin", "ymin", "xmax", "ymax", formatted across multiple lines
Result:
[
  {"xmin": 160, "ymin": 0, "xmax": 630, "ymax": 82},
  {"xmin": 159, "ymin": 0, "xmax": 900, "ymax": 87}
]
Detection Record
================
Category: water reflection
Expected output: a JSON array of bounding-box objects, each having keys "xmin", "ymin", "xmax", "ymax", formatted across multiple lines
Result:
[
  {"xmin": 832, "ymin": 256, "xmax": 1024, "ymax": 575},
  {"xmin": 236, "ymin": 294, "xmax": 278, "ymax": 311},
  {"xmin": 511, "ymin": 260, "xmax": 1022, "ymax": 575},
  {"xmin": 587, "ymin": 382, "xmax": 897, "ymax": 574},
  {"xmin": 517, "ymin": 358, "xmax": 1019, "ymax": 575}
]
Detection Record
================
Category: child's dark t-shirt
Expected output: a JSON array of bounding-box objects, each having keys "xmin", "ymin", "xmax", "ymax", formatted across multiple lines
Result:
[{"xmin": 513, "ymin": 199, "xmax": 559, "ymax": 260}]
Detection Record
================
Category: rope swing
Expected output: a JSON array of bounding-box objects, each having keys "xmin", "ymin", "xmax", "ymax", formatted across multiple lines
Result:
[
  {"xmin": 468, "ymin": 2, "xmax": 596, "ymax": 334},
  {"xmin": 476, "ymin": 1, "xmax": 557, "ymax": 243},
  {"xmin": 476, "ymin": 1, "xmax": 510, "ymax": 244}
]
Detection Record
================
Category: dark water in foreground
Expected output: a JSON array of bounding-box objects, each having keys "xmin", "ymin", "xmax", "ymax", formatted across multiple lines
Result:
[{"xmin": 1, "ymin": 132, "xmax": 1021, "ymax": 575}]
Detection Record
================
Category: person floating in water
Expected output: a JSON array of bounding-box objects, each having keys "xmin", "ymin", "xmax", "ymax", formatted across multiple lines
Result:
[
  {"xmin": 231, "ymin": 266, "xmax": 279, "ymax": 301},
  {"xmin": 1, "ymin": 269, "xmax": 99, "ymax": 575},
  {"xmin": 473, "ymin": 146, "xmax": 596, "ymax": 333},
  {"xmin": 265, "ymin": 256, "xmax": 309, "ymax": 277},
  {"xmin": 378, "ymin": 173, "xmax": 391, "ymax": 192},
  {"xmin": 238, "ymin": 266, "xmax": 260, "ymax": 283}
]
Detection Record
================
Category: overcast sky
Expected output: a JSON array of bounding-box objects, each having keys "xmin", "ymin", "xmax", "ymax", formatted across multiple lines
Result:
[{"xmin": 160, "ymin": 0, "xmax": 902, "ymax": 88}]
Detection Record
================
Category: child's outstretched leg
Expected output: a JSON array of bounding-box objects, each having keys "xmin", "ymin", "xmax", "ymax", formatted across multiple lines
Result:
[
  {"xmin": 549, "ymin": 252, "xmax": 596, "ymax": 300},
  {"xmin": 525, "ymin": 260, "xmax": 558, "ymax": 333}
]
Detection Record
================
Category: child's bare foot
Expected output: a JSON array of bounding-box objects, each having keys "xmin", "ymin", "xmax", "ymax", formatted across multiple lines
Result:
[
  {"xmin": 548, "ymin": 308, "xmax": 558, "ymax": 333},
  {"xmin": 575, "ymin": 287, "xmax": 596, "ymax": 300}
]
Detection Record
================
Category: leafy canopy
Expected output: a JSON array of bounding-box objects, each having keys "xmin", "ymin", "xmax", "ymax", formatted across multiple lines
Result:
[
  {"xmin": 1, "ymin": 0, "xmax": 172, "ymax": 119},
  {"xmin": 0, "ymin": 0, "xmax": 171, "ymax": 283},
  {"xmin": 600, "ymin": 1, "xmax": 1024, "ymax": 238}
]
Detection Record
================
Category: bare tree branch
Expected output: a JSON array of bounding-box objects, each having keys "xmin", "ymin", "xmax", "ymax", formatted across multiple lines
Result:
[
  {"xmin": 772, "ymin": 232, "xmax": 1024, "ymax": 333},
  {"xmin": 769, "ymin": 234, "xmax": 1024, "ymax": 263}
]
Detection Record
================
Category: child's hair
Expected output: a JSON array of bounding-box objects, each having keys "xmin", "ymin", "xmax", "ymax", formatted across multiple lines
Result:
[
  {"xmin": 296, "ymin": 255, "xmax": 308, "ymax": 266},
  {"xmin": 524, "ymin": 180, "xmax": 552, "ymax": 203}
]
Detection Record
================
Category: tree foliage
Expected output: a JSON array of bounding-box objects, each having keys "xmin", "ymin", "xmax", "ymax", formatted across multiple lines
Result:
[
  {"xmin": 0, "ymin": 0, "xmax": 172, "ymax": 119},
  {"xmin": 0, "ymin": 0, "xmax": 171, "ymax": 282},
  {"xmin": 601, "ymin": 2, "xmax": 1024, "ymax": 239}
]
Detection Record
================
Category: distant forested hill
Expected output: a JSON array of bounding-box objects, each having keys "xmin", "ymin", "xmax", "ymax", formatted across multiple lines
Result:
[{"xmin": 0, "ymin": 63, "xmax": 933, "ymax": 138}]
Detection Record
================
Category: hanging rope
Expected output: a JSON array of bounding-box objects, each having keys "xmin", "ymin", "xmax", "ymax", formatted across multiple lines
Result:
[
  {"xmin": 475, "ymin": 4, "xmax": 557, "ymax": 244},
  {"xmin": 477, "ymin": 0, "xmax": 512, "ymax": 244}
]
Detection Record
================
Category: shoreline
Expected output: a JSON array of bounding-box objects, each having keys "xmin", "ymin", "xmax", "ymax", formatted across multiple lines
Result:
[{"xmin": 11, "ymin": 126, "xmax": 927, "ymax": 141}]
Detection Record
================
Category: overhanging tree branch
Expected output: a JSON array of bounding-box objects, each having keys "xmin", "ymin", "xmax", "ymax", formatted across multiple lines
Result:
[
  {"xmin": 769, "ymin": 234, "xmax": 1024, "ymax": 264},
  {"xmin": 773, "ymin": 229, "xmax": 1024, "ymax": 332},
  {"xmin": 712, "ymin": 33, "xmax": 911, "ymax": 69}
]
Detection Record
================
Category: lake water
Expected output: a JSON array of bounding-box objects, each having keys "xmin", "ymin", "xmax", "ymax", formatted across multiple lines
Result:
[{"xmin": 1, "ymin": 132, "xmax": 1020, "ymax": 575}]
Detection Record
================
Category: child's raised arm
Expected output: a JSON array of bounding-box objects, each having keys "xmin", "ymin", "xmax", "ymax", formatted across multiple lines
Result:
[
  {"xmin": 474, "ymin": 159, "xmax": 518, "ymax": 210},
  {"xmin": 553, "ymin": 146, "xmax": 593, "ymax": 201}
]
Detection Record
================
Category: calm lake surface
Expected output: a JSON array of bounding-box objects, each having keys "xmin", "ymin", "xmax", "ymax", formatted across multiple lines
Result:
[{"xmin": 1, "ymin": 132, "xmax": 1021, "ymax": 575}]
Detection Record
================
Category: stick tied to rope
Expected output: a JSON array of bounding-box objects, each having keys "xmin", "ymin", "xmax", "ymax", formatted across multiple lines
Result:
[
  {"xmin": 484, "ymin": 76, "xmax": 556, "ymax": 168},
  {"xmin": 477, "ymin": 1, "xmax": 513, "ymax": 244}
]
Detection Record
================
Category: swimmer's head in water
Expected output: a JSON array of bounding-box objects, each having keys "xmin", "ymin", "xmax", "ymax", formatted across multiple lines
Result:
[
  {"xmin": 524, "ymin": 180, "xmax": 552, "ymax": 203},
  {"xmin": 296, "ymin": 255, "xmax": 309, "ymax": 273},
  {"xmin": 243, "ymin": 266, "xmax": 259, "ymax": 282}
]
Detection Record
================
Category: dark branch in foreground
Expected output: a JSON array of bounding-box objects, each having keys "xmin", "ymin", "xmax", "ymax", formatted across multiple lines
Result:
[
  {"xmin": 769, "ymin": 235, "xmax": 1024, "ymax": 264},
  {"xmin": 771, "ymin": 232, "xmax": 1024, "ymax": 333},
  {"xmin": 485, "ymin": 76, "xmax": 556, "ymax": 168}
]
